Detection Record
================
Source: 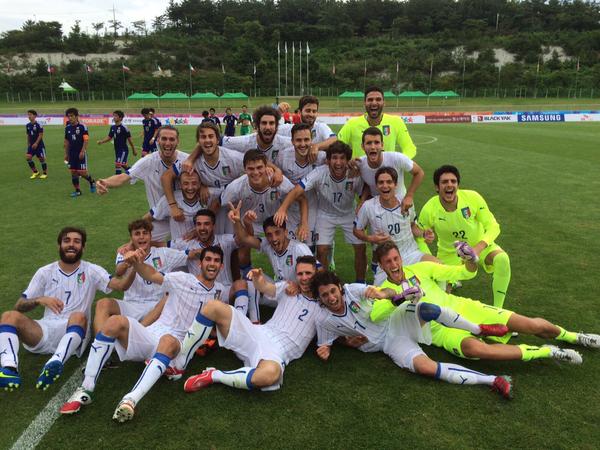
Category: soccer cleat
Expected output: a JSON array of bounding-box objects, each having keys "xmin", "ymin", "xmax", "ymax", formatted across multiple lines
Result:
[
  {"xmin": 491, "ymin": 375, "xmax": 513, "ymax": 400},
  {"xmin": 60, "ymin": 387, "xmax": 93, "ymax": 415},
  {"xmin": 184, "ymin": 368, "xmax": 216, "ymax": 393},
  {"xmin": 36, "ymin": 360, "xmax": 64, "ymax": 390},
  {"xmin": 195, "ymin": 337, "xmax": 218, "ymax": 357},
  {"xmin": 478, "ymin": 324, "xmax": 509, "ymax": 337},
  {"xmin": 576, "ymin": 333, "xmax": 600, "ymax": 349},
  {"xmin": 547, "ymin": 345, "xmax": 583, "ymax": 365},
  {"xmin": 0, "ymin": 367, "xmax": 21, "ymax": 391},
  {"xmin": 165, "ymin": 366, "xmax": 185, "ymax": 381},
  {"xmin": 70, "ymin": 191, "xmax": 82, "ymax": 197},
  {"xmin": 112, "ymin": 398, "xmax": 136, "ymax": 423},
  {"xmin": 30, "ymin": 172, "xmax": 39, "ymax": 179},
  {"xmin": 90, "ymin": 183, "xmax": 97, "ymax": 194},
  {"xmin": 39, "ymin": 173, "xmax": 48, "ymax": 179}
]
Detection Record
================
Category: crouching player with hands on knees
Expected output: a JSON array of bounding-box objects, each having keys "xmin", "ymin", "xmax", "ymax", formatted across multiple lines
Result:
[
  {"xmin": 0, "ymin": 227, "xmax": 135, "ymax": 392},
  {"xmin": 375, "ymin": 240, "xmax": 598, "ymax": 365},
  {"xmin": 60, "ymin": 246, "xmax": 226, "ymax": 422},
  {"xmin": 312, "ymin": 270, "xmax": 514, "ymax": 399}
]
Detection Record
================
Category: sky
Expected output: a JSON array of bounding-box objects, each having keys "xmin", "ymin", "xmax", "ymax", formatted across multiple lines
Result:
[{"xmin": 0, "ymin": 0, "xmax": 168, "ymax": 34}]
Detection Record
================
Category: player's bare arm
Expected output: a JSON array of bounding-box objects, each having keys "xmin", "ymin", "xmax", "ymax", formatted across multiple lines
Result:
[
  {"xmin": 315, "ymin": 136, "xmax": 337, "ymax": 152},
  {"xmin": 316, "ymin": 345, "xmax": 331, "ymax": 361},
  {"xmin": 95, "ymin": 173, "xmax": 131, "ymax": 195},
  {"xmin": 107, "ymin": 265, "xmax": 137, "ymax": 292},
  {"xmin": 402, "ymin": 161, "xmax": 425, "ymax": 214},
  {"xmin": 274, "ymin": 184, "xmax": 303, "ymax": 227},
  {"xmin": 353, "ymin": 225, "xmax": 390, "ymax": 245},
  {"xmin": 182, "ymin": 146, "xmax": 202, "ymax": 174},
  {"xmin": 128, "ymin": 137, "xmax": 137, "ymax": 156},
  {"xmin": 139, "ymin": 295, "xmax": 167, "ymax": 326},
  {"xmin": 129, "ymin": 249, "xmax": 165, "ymax": 285},
  {"xmin": 97, "ymin": 136, "xmax": 111, "ymax": 145},
  {"xmin": 160, "ymin": 167, "xmax": 184, "ymax": 222},
  {"xmin": 14, "ymin": 296, "xmax": 64, "ymax": 314},
  {"xmin": 228, "ymin": 201, "xmax": 261, "ymax": 249},
  {"xmin": 247, "ymin": 268, "xmax": 276, "ymax": 298}
]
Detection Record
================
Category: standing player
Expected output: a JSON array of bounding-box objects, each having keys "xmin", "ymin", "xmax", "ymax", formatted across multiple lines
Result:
[
  {"xmin": 95, "ymin": 126, "xmax": 189, "ymax": 240},
  {"xmin": 208, "ymin": 108, "xmax": 222, "ymax": 133},
  {"xmin": 354, "ymin": 168, "xmax": 439, "ymax": 284},
  {"xmin": 239, "ymin": 105, "xmax": 252, "ymax": 135},
  {"xmin": 64, "ymin": 108, "xmax": 96, "ymax": 197},
  {"xmin": 0, "ymin": 227, "xmax": 134, "ymax": 391},
  {"xmin": 277, "ymin": 96, "xmax": 337, "ymax": 151},
  {"xmin": 182, "ymin": 256, "xmax": 329, "ymax": 394},
  {"xmin": 150, "ymin": 108, "xmax": 162, "ymax": 134},
  {"xmin": 60, "ymin": 246, "xmax": 226, "ymax": 421},
  {"xmin": 374, "ymin": 240, "xmax": 597, "ymax": 364},
  {"xmin": 97, "ymin": 110, "xmax": 137, "ymax": 175},
  {"xmin": 417, "ymin": 165, "xmax": 511, "ymax": 308},
  {"xmin": 312, "ymin": 271, "xmax": 513, "ymax": 399},
  {"xmin": 222, "ymin": 107, "xmax": 237, "ymax": 137},
  {"xmin": 25, "ymin": 109, "xmax": 48, "ymax": 179},
  {"xmin": 141, "ymin": 108, "xmax": 159, "ymax": 156},
  {"xmin": 275, "ymin": 141, "xmax": 366, "ymax": 282},
  {"xmin": 338, "ymin": 86, "xmax": 417, "ymax": 159}
]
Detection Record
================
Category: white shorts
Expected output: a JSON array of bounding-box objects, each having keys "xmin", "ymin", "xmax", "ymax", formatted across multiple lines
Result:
[
  {"xmin": 152, "ymin": 219, "xmax": 171, "ymax": 241},
  {"xmin": 114, "ymin": 318, "xmax": 175, "ymax": 362},
  {"xmin": 23, "ymin": 318, "xmax": 88, "ymax": 357},
  {"xmin": 382, "ymin": 302, "xmax": 431, "ymax": 372},
  {"xmin": 316, "ymin": 214, "xmax": 362, "ymax": 246},
  {"xmin": 373, "ymin": 249, "xmax": 425, "ymax": 285},
  {"xmin": 216, "ymin": 306, "xmax": 285, "ymax": 389},
  {"xmin": 115, "ymin": 300, "xmax": 155, "ymax": 321}
]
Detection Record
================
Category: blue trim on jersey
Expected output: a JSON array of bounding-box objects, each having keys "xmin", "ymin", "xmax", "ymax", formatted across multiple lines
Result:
[
  {"xmin": 152, "ymin": 352, "xmax": 172, "ymax": 367},
  {"xmin": 149, "ymin": 209, "xmax": 155, "ymax": 216},
  {"xmin": 195, "ymin": 312, "xmax": 215, "ymax": 326},
  {"xmin": 58, "ymin": 268, "xmax": 79, "ymax": 278},
  {"xmin": 0, "ymin": 324, "xmax": 18, "ymax": 334},
  {"xmin": 203, "ymin": 159, "xmax": 220, "ymax": 171},
  {"xmin": 382, "ymin": 204, "xmax": 402, "ymax": 212},
  {"xmin": 172, "ymin": 164, "xmax": 181, "ymax": 176},
  {"xmin": 95, "ymin": 332, "xmax": 116, "ymax": 343},
  {"xmin": 66, "ymin": 325, "xmax": 86, "ymax": 340},
  {"xmin": 332, "ymin": 302, "xmax": 349, "ymax": 318},
  {"xmin": 298, "ymin": 180, "xmax": 307, "ymax": 190},
  {"xmin": 21, "ymin": 293, "xmax": 28, "ymax": 299},
  {"xmin": 246, "ymin": 368, "xmax": 256, "ymax": 390},
  {"xmin": 250, "ymin": 185, "xmax": 269, "ymax": 195},
  {"xmin": 234, "ymin": 289, "xmax": 249, "ymax": 298},
  {"xmin": 435, "ymin": 363, "xmax": 441, "ymax": 379},
  {"xmin": 197, "ymin": 280, "xmax": 214, "ymax": 292},
  {"xmin": 183, "ymin": 198, "xmax": 199, "ymax": 208},
  {"xmin": 301, "ymin": 294, "xmax": 317, "ymax": 303}
]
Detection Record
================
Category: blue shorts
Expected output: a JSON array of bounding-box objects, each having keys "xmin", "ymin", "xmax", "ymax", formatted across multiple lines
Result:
[
  {"xmin": 115, "ymin": 148, "xmax": 129, "ymax": 165},
  {"xmin": 142, "ymin": 140, "xmax": 157, "ymax": 153},
  {"xmin": 27, "ymin": 145, "xmax": 46, "ymax": 158},
  {"xmin": 68, "ymin": 150, "xmax": 87, "ymax": 171}
]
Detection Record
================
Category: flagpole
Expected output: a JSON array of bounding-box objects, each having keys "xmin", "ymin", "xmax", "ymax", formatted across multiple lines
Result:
[
  {"xmin": 428, "ymin": 57, "xmax": 434, "ymax": 93},
  {"xmin": 534, "ymin": 55, "xmax": 540, "ymax": 98},
  {"xmin": 48, "ymin": 66, "xmax": 54, "ymax": 102},
  {"xmin": 284, "ymin": 42, "xmax": 288, "ymax": 96},
  {"xmin": 253, "ymin": 61, "xmax": 257, "ymax": 98},
  {"xmin": 299, "ymin": 42, "xmax": 302, "ymax": 95},
  {"xmin": 277, "ymin": 42, "xmax": 281, "ymax": 98},
  {"xmin": 292, "ymin": 42, "xmax": 295, "ymax": 97},
  {"xmin": 85, "ymin": 64, "xmax": 91, "ymax": 100},
  {"xmin": 574, "ymin": 56, "xmax": 580, "ymax": 98},
  {"xmin": 462, "ymin": 58, "xmax": 466, "ymax": 97},
  {"xmin": 306, "ymin": 42, "xmax": 309, "ymax": 95},
  {"xmin": 122, "ymin": 67, "xmax": 126, "ymax": 100},
  {"xmin": 396, "ymin": 60, "xmax": 399, "ymax": 108},
  {"xmin": 363, "ymin": 59, "xmax": 366, "ymax": 92},
  {"xmin": 189, "ymin": 65, "xmax": 193, "ymax": 97}
]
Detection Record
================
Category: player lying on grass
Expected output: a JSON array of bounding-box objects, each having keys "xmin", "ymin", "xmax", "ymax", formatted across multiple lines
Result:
[
  {"xmin": 312, "ymin": 271, "xmax": 513, "ymax": 399},
  {"xmin": 64, "ymin": 107, "xmax": 96, "ymax": 197},
  {"xmin": 96, "ymin": 110, "xmax": 137, "ymax": 175},
  {"xmin": 0, "ymin": 227, "xmax": 135, "ymax": 392},
  {"xmin": 353, "ymin": 167, "xmax": 439, "ymax": 285},
  {"xmin": 60, "ymin": 246, "xmax": 226, "ymax": 422},
  {"xmin": 182, "ymin": 256, "xmax": 329, "ymax": 393},
  {"xmin": 25, "ymin": 109, "xmax": 48, "ymax": 179},
  {"xmin": 374, "ymin": 240, "xmax": 598, "ymax": 363},
  {"xmin": 417, "ymin": 165, "xmax": 511, "ymax": 308}
]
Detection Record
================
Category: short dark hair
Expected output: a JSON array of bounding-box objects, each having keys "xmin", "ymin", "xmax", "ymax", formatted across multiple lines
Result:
[
  {"xmin": 298, "ymin": 95, "xmax": 319, "ymax": 111},
  {"xmin": 197, "ymin": 245, "xmax": 224, "ymax": 262},
  {"xmin": 311, "ymin": 270, "xmax": 342, "ymax": 299},
  {"xmin": 364, "ymin": 86, "xmax": 384, "ymax": 99},
  {"xmin": 196, "ymin": 122, "xmax": 221, "ymax": 141},
  {"xmin": 57, "ymin": 227, "xmax": 86, "ymax": 246},
  {"xmin": 433, "ymin": 165, "xmax": 461, "ymax": 185},
  {"xmin": 128, "ymin": 218, "xmax": 153, "ymax": 234},
  {"xmin": 373, "ymin": 240, "xmax": 400, "ymax": 263},
  {"xmin": 209, "ymin": 108, "xmax": 216, "ymax": 113},
  {"xmin": 263, "ymin": 215, "xmax": 285, "ymax": 232},
  {"xmin": 362, "ymin": 126, "xmax": 383, "ymax": 144},
  {"xmin": 194, "ymin": 209, "xmax": 216, "ymax": 224},
  {"xmin": 326, "ymin": 141, "xmax": 352, "ymax": 161},
  {"xmin": 243, "ymin": 149, "xmax": 268, "ymax": 167},
  {"xmin": 202, "ymin": 110, "xmax": 209, "ymax": 117},
  {"xmin": 296, "ymin": 255, "xmax": 317, "ymax": 268},
  {"xmin": 291, "ymin": 123, "xmax": 312, "ymax": 139},
  {"xmin": 157, "ymin": 125, "xmax": 179, "ymax": 138},
  {"xmin": 113, "ymin": 110, "xmax": 125, "ymax": 119},
  {"xmin": 141, "ymin": 108, "xmax": 150, "ymax": 115},
  {"xmin": 149, "ymin": 108, "xmax": 156, "ymax": 113},
  {"xmin": 27, "ymin": 109, "xmax": 37, "ymax": 116},
  {"xmin": 65, "ymin": 107, "xmax": 79, "ymax": 117},
  {"xmin": 375, "ymin": 167, "xmax": 398, "ymax": 185},
  {"xmin": 242, "ymin": 104, "xmax": 247, "ymax": 108},
  {"xmin": 253, "ymin": 105, "xmax": 280, "ymax": 127}
]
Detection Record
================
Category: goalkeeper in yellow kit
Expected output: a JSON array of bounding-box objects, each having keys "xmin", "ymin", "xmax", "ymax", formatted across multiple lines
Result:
[{"xmin": 417, "ymin": 165, "xmax": 510, "ymax": 308}]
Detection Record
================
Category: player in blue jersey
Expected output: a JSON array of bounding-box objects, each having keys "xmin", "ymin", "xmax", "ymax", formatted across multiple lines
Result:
[
  {"xmin": 141, "ymin": 108, "xmax": 159, "ymax": 156},
  {"xmin": 97, "ymin": 110, "xmax": 137, "ymax": 175},
  {"xmin": 64, "ymin": 108, "xmax": 96, "ymax": 197},
  {"xmin": 25, "ymin": 109, "xmax": 48, "ymax": 179},
  {"xmin": 209, "ymin": 108, "xmax": 222, "ymax": 133},
  {"xmin": 222, "ymin": 107, "xmax": 237, "ymax": 137},
  {"xmin": 150, "ymin": 108, "xmax": 162, "ymax": 132}
]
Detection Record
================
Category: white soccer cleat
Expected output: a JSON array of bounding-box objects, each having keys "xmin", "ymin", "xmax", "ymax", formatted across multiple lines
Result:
[
  {"xmin": 60, "ymin": 387, "xmax": 93, "ymax": 415},
  {"xmin": 576, "ymin": 333, "xmax": 600, "ymax": 349},
  {"xmin": 546, "ymin": 345, "xmax": 583, "ymax": 365},
  {"xmin": 112, "ymin": 397, "xmax": 136, "ymax": 423}
]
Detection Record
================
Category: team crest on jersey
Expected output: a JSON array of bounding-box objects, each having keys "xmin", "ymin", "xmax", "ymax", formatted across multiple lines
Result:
[
  {"xmin": 222, "ymin": 166, "xmax": 231, "ymax": 176},
  {"xmin": 285, "ymin": 255, "xmax": 293, "ymax": 266},
  {"xmin": 461, "ymin": 207, "xmax": 471, "ymax": 219},
  {"xmin": 349, "ymin": 301, "xmax": 360, "ymax": 313},
  {"xmin": 382, "ymin": 125, "xmax": 390, "ymax": 136},
  {"xmin": 271, "ymin": 150, "xmax": 279, "ymax": 161},
  {"xmin": 270, "ymin": 190, "xmax": 280, "ymax": 201},
  {"xmin": 345, "ymin": 181, "xmax": 353, "ymax": 191},
  {"xmin": 152, "ymin": 257, "xmax": 163, "ymax": 269},
  {"xmin": 77, "ymin": 272, "xmax": 86, "ymax": 285},
  {"xmin": 75, "ymin": 128, "xmax": 80, "ymax": 135}
]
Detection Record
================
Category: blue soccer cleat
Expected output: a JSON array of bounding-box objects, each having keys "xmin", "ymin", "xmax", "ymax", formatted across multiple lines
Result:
[
  {"xmin": 90, "ymin": 183, "xmax": 97, "ymax": 194},
  {"xmin": 36, "ymin": 360, "xmax": 64, "ymax": 390},
  {"xmin": 0, "ymin": 367, "xmax": 21, "ymax": 391},
  {"xmin": 70, "ymin": 190, "xmax": 82, "ymax": 198}
]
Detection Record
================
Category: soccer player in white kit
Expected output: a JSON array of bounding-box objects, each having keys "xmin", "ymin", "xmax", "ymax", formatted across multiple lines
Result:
[
  {"xmin": 94, "ymin": 126, "xmax": 189, "ymax": 240},
  {"xmin": 182, "ymin": 255, "xmax": 329, "ymax": 393},
  {"xmin": 354, "ymin": 167, "xmax": 439, "ymax": 285},
  {"xmin": 60, "ymin": 246, "xmax": 227, "ymax": 422},
  {"xmin": 0, "ymin": 227, "xmax": 135, "ymax": 391},
  {"xmin": 311, "ymin": 270, "xmax": 513, "ymax": 399},
  {"xmin": 276, "ymin": 141, "xmax": 367, "ymax": 282}
]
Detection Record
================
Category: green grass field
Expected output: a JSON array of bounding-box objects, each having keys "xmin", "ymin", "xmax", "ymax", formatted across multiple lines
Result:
[{"xmin": 1, "ymin": 121, "xmax": 599, "ymax": 449}]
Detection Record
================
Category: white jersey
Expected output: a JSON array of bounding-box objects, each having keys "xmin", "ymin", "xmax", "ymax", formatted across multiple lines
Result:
[
  {"xmin": 316, "ymin": 283, "xmax": 388, "ymax": 352},
  {"xmin": 176, "ymin": 147, "xmax": 243, "ymax": 196},
  {"xmin": 154, "ymin": 272, "xmax": 226, "ymax": 341},
  {"xmin": 259, "ymin": 238, "xmax": 314, "ymax": 282},
  {"xmin": 354, "ymin": 195, "xmax": 419, "ymax": 256},
  {"xmin": 128, "ymin": 150, "xmax": 189, "ymax": 207},
  {"xmin": 169, "ymin": 234, "xmax": 238, "ymax": 286},
  {"xmin": 273, "ymin": 147, "xmax": 327, "ymax": 185},
  {"xmin": 277, "ymin": 121, "xmax": 336, "ymax": 144},
  {"xmin": 263, "ymin": 282, "xmax": 329, "ymax": 363},
  {"xmin": 358, "ymin": 152, "xmax": 413, "ymax": 198},
  {"xmin": 299, "ymin": 165, "xmax": 363, "ymax": 217},
  {"xmin": 22, "ymin": 260, "xmax": 112, "ymax": 321},
  {"xmin": 221, "ymin": 175, "xmax": 297, "ymax": 231},
  {"xmin": 151, "ymin": 190, "xmax": 214, "ymax": 241},
  {"xmin": 222, "ymin": 133, "xmax": 292, "ymax": 163},
  {"xmin": 116, "ymin": 247, "xmax": 187, "ymax": 304}
]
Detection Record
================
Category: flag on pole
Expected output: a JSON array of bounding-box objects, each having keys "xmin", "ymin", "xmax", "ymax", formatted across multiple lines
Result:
[
  {"xmin": 222, "ymin": 63, "xmax": 226, "ymax": 74},
  {"xmin": 576, "ymin": 56, "xmax": 580, "ymax": 71},
  {"xmin": 253, "ymin": 62, "xmax": 257, "ymax": 75},
  {"xmin": 157, "ymin": 65, "xmax": 163, "ymax": 73},
  {"xmin": 285, "ymin": 42, "xmax": 287, "ymax": 54},
  {"xmin": 189, "ymin": 63, "xmax": 196, "ymax": 73},
  {"xmin": 47, "ymin": 64, "xmax": 56, "ymax": 74},
  {"xmin": 85, "ymin": 64, "xmax": 93, "ymax": 73},
  {"xmin": 122, "ymin": 64, "xmax": 131, "ymax": 72},
  {"xmin": 536, "ymin": 56, "xmax": 540, "ymax": 74},
  {"xmin": 277, "ymin": 42, "xmax": 280, "ymax": 55},
  {"xmin": 332, "ymin": 63, "xmax": 335, "ymax": 75},
  {"xmin": 306, "ymin": 42, "xmax": 310, "ymax": 54},
  {"xmin": 292, "ymin": 41, "xmax": 295, "ymax": 54},
  {"xmin": 363, "ymin": 59, "xmax": 367, "ymax": 76}
]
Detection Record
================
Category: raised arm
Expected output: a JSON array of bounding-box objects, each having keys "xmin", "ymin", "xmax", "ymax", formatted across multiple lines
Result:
[
  {"xmin": 273, "ymin": 184, "xmax": 304, "ymax": 227},
  {"xmin": 96, "ymin": 173, "xmax": 132, "ymax": 195},
  {"xmin": 228, "ymin": 201, "xmax": 261, "ymax": 250},
  {"xmin": 247, "ymin": 268, "xmax": 276, "ymax": 298},
  {"xmin": 107, "ymin": 265, "xmax": 137, "ymax": 291},
  {"xmin": 402, "ymin": 161, "xmax": 425, "ymax": 213}
]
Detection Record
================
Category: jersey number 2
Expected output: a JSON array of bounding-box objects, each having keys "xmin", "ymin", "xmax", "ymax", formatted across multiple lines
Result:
[{"xmin": 298, "ymin": 309, "xmax": 309, "ymax": 321}]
